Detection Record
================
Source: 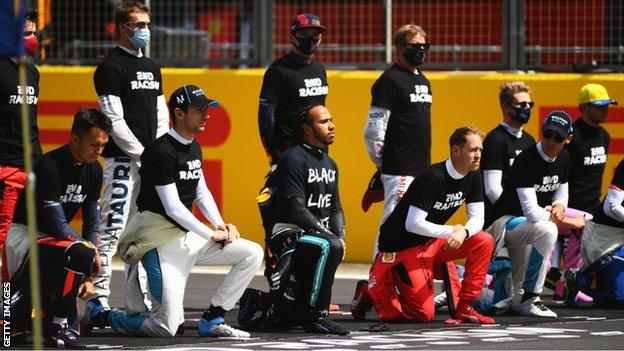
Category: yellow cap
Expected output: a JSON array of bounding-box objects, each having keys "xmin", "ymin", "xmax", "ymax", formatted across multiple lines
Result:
[{"xmin": 578, "ymin": 84, "xmax": 618, "ymax": 106}]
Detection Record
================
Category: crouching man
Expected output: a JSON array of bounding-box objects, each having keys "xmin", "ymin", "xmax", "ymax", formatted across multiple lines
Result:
[
  {"xmin": 3, "ymin": 109, "xmax": 110, "ymax": 348},
  {"xmin": 354, "ymin": 126, "xmax": 494, "ymax": 324},
  {"xmin": 82, "ymin": 85, "xmax": 263, "ymax": 338},
  {"xmin": 239, "ymin": 105, "xmax": 348, "ymax": 335}
]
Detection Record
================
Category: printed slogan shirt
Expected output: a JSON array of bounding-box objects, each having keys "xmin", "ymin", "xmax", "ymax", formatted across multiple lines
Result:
[
  {"xmin": 13, "ymin": 145, "xmax": 103, "ymax": 243},
  {"xmin": 274, "ymin": 143, "xmax": 343, "ymax": 236},
  {"xmin": 259, "ymin": 53, "xmax": 328, "ymax": 158},
  {"xmin": 137, "ymin": 132, "xmax": 203, "ymax": 231},
  {"xmin": 0, "ymin": 58, "xmax": 42, "ymax": 166},
  {"xmin": 94, "ymin": 47, "xmax": 163, "ymax": 158},
  {"xmin": 379, "ymin": 161, "xmax": 483, "ymax": 252},
  {"xmin": 371, "ymin": 63, "xmax": 432, "ymax": 176},
  {"xmin": 496, "ymin": 144, "xmax": 571, "ymax": 219},
  {"xmin": 566, "ymin": 118, "xmax": 610, "ymax": 215}
]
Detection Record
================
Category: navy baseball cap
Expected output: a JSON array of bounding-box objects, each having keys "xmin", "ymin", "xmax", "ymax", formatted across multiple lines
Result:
[
  {"xmin": 290, "ymin": 13, "xmax": 326, "ymax": 33},
  {"xmin": 542, "ymin": 110, "xmax": 573, "ymax": 139},
  {"xmin": 168, "ymin": 84, "xmax": 219, "ymax": 111}
]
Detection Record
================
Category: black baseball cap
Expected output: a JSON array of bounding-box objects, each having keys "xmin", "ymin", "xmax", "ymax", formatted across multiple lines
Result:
[
  {"xmin": 168, "ymin": 84, "xmax": 219, "ymax": 111},
  {"xmin": 542, "ymin": 110, "xmax": 573, "ymax": 139},
  {"xmin": 290, "ymin": 13, "xmax": 325, "ymax": 33}
]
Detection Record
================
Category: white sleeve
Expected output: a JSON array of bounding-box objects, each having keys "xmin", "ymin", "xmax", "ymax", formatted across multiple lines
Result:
[
  {"xmin": 98, "ymin": 95, "xmax": 145, "ymax": 160},
  {"xmin": 465, "ymin": 202, "xmax": 485, "ymax": 236},
  {"xmin": 517, "ymin": 187, "xmax": 551, "ymax": 221},
  {"xmin": 156, "ymin": 95, "xmax": 170, "ymax": 138},
  {"xmin": 603, "ymin": 187, "xmax": 624, "ymax": 222},
  {"xmin": 155, "ymin": 183, "xmax": 213, "ymax": 240},
  {"xmin": 363, "ymin": 106, "xmax": 390, "ymax": 168},
  {"xmin": 551, "ymin": 182, "xmax": 569, "ymax": 207},
  {"xmin": 405, "ymin": 205, "xmax": 454, "ymax": 238},
  {"xmin": 195, "ymin": 172, "xmax": 225, "ymax": 227},
  {"xmin": 483, "ymin": 170, "xmax": 504, "ymax": 203}
]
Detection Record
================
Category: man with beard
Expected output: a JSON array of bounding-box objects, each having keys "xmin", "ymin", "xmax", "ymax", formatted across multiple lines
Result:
[{"xmin": 239, "ymin": 105, "xmax": 348, "ymax": 335}]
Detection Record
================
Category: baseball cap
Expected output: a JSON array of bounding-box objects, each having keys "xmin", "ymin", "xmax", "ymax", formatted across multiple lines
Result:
[
  {"xmin": 168, "ymin": 84, "xmax": 219, "ymax": 111},
  {"xmin": 542, "ymin": 110, "xmax": 573, "ymax": 139},
  {"xmin": 290, "ymin": 13, "xmax": 326, "ymax": 33},
  {"xmin": 578, "ymin": 83, "xmax": 618, "ymax": 106}
]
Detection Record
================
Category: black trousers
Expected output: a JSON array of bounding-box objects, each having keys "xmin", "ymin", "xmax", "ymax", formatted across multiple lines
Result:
[
  {"xmin": 292, "ymin": 231, "xmax": 344, "ymax": 318},
  {"xmin": 10, "ymin": 237, "xmax": 95, "ymax": 333}
]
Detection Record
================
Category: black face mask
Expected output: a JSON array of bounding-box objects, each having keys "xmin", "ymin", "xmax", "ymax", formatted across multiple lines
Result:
[
  {"xmin": 294, "ymin": 36, "xmax": 320, "ymax": 55},
  {"xmin": 402, "ymin": 44, "xmax": 428, "ymax": 66},
  {"xmin": 511, "ymin": 106, "xmax": 531, "ymax": 124}
]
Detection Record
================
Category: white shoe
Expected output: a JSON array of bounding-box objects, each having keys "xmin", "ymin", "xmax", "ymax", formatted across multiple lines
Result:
[
  {"xmin": 514, "ymin": 298, "xmax": 557, "ymax": 318},
  {"xmin": 209, "ymin": 323, "xmax": 251, "ymax": 338}
]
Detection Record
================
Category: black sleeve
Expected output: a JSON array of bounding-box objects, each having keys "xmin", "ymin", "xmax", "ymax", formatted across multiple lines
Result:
[
  {"xmin": 41, "ymin": 204, "xmax": 81, "ymax": 241},
  {"xmin": 141, "ymin": 144, "xmax": 177, "ymax": 186},
  {"xmin": 275, "ymin": 154, "xmax": 307, "ymax": 200},
  {"xmin": 329, "ymin": 165, "xmax": 345, "ymax": 238},
  {"xmin": 81, "ymin": 201, "xmax": 100, "ymax": 245},
  {"xmin": 93, "ymin": 64, "xmax": 122, "ymax": 96},
  {"xmin": 259, "ymin": 65, "xmax": 284, "ymax": 104},
  {"xmin": 410, "ymin": 170, "xmax": 440, "ymax": 211},
  {"xmin": 370, "ymin": 75, "xmax": 395, "ymax": 110},
  {"xmin": 258, "ymin": 100, "xmax": 278, "ymax": 162},
  {"xmin": 285, "ymin": 197, "xmax": 333, "ymax": 236},
  {"xmin": 481, "ymin": 133, "xmax": 505, "ymax": 171},
  {"xmin": 467, "ymin": 170, "xmax": 485, "ymax": 203}
]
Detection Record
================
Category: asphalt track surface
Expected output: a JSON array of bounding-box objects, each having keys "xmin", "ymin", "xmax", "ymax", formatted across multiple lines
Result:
[{"xmin": 11, "ymin": 267, "xmax": 624, "ymax": 349}]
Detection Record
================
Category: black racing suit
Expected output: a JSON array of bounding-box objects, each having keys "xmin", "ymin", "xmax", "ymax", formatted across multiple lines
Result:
[{"xmin": 245, "ymin": 143, "xmax": 344, "ymax": 328}]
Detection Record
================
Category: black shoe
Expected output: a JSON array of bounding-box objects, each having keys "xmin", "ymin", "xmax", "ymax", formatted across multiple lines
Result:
[
  {"xmin": 176, "ymin": 324, "xmax": 185, "ymax": 335},
  {"xmin": 237, "ymin": 288, "xmax": 267, "ymax": 331},
  {"xmin": 45, "ymin": 324, "xmax": 86, "ymax": 349},
  {"xmin": 304, "ymin": 317, "xmax": 349, "ymax": 335}
]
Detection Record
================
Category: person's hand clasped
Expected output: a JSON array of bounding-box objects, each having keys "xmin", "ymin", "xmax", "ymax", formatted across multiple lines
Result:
[{"xmin": 445, "ymin": 225, "xmax": 467, "ymax": 250}]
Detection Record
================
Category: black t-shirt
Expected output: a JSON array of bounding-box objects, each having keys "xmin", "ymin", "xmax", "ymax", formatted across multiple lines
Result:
[
  {"xmin": 137, "ymin": 133, "xmax": 202, "ymax": 230},
  {"xmin": 274, "ymin": 143, "xmax": 341, "ymax": 230},
  {"xmin": 13, "ymin": 145, "xmax": 102, "ymax": 235},
  {"xmin": 379, "ymin": 161, "xmax": 483, "ymax": 252},
  {"xmin": 94, "ymin": 47, "xmax": 163, "ymax": 158},
  {"xmin": 0, "ymin": 58, "xmax": 42, "ymax": 166},
  {"xmin": 593, "ymin": 159, "xmax": 624, "ymax": 228},
  {"xmin": 566, "ymin": 118, "xmax": 610, "ymax": 214},
  {"xmin": 260, "ymin": 53, "xmax": 328, "ymax": 157},
  {"xmin": 482, "ymin": 125, "xmax": 535, "ymax": 218},
  {"xmin": 372, "ymin": 64, "xmax": 432, "ymax": 176},
  {"xmin": 496, "ymin": 144, "xmax": 571, "ymax": 220}
]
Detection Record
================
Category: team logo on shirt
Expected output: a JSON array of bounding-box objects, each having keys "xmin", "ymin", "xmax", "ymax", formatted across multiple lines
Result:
[
  {"xmin": 60, "ymin": 184, "xmax": 86, "ymax": 204},
  {"xmin": 584, "ymin": 146, "xmax": 607, "ymax": 165},
  {"xmin": 433, "ymin": 191, "xmax": 464, "ymax": 210},
  {"xmin": 299, "ymin": 78, "xmax": 328, "ymax": 97},
  {"xmin": 410, "ymin": 85, "xmax": 432, "ymax": 103},
  {"xmin": 180, "ymin": 159, "xmax": 202, "ymax": 180},
  {"xmin": 131, "ymin": 71, "xmax": 160, "ymax": 90},
  {"xmin": 535, "ymin": 175, "xmax": 560, "ymax": 192},
  {"xmin": 9, "ymin": 85, "xmax": 37, "ymax": 105}
]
